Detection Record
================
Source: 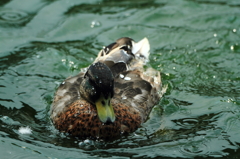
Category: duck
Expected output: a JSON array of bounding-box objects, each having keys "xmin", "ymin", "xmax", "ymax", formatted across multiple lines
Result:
[{"xmin": 50, "ymin": 37, "xmax": 164, "ymax": 140}]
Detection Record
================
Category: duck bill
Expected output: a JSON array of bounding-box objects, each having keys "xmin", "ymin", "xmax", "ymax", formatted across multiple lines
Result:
[{"xmin": 95, "ymin": 95, "xmax": 115, "ymax": 123}]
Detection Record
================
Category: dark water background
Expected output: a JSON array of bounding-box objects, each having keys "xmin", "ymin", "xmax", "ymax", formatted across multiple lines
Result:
[{"xmin": 0, "ymin": 0, "xmax": 240, "ymax": 158}]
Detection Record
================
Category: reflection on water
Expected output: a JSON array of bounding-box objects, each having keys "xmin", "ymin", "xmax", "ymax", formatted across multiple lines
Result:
[{"xmin": 0, "ymin": 0, "xmax": 240, "ymax": 158}]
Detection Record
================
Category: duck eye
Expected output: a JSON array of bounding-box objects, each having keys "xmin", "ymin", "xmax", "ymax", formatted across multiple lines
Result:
[{"xmin": 101, "ymin": 101, "xmax": 105, "ymax": 105}]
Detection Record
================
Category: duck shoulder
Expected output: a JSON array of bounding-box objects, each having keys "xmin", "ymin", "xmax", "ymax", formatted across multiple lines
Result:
[{"xmin": 51, "ymin": 73, "xmax": 84, "ymax": 121}]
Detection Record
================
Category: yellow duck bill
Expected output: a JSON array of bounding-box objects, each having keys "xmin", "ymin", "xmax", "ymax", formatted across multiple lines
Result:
[{"xmin": 95, "ymin": 95, "xmax": 115, "ymax": 123}]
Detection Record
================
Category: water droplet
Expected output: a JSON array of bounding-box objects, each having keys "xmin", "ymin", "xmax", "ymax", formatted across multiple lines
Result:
[
  {"xmin": 61, "ymin": 81, "xmax": 65, "ymax": 85},
  {"xmin": 230, "ymin": 45, "xmax": 234, "ymax": 50},
  {"xmin": 233, "ymin": 29, "xmax": 237, "ymax": 33},
  {"xmin": 124, "ymin": 77, "xmax": 131, "ymax": 81},
  {"xmin": 90, "ymin": 20, "xmax": 101, "ymax": 28},
  {"xmin": 106, "ymin": 48, "xmax": 109, "ymax": 52},
  {"xmin": 122, "ymin": 96, "xmax": 127, "ymax": 100},
  {"xmin": 119, "ymin": 74, "xmax": 124, "ymax": 78},
  {"xmin": 78, "ymin": 142, "xmax": 84, "ymax": 146},
  {"xmin": 84, "ymin": 139, "xmax": 91, "ymax": 144},
  {"xmin": 213, "ymin": 33, "xmax": 217, "ymax": 37},
  {"xmin": 2, "ymin": 116, "xmax": 8, "ymax": 120}
]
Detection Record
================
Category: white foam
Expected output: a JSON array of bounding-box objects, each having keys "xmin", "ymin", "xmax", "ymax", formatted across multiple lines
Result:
[{"xmin": 18, "ymin": 126, "xmax": 32, "ymax": 134}]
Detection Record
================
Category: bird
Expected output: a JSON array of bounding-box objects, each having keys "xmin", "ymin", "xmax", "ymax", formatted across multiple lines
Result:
[{"xmin": 50, "ymin": 37, "xmax": 165, "ymax": 140}]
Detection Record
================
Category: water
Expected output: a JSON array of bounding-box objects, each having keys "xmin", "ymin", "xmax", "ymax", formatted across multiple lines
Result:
[{"xmin": 0, "ymin": 0, "xmax": 240, "ymax": 158}]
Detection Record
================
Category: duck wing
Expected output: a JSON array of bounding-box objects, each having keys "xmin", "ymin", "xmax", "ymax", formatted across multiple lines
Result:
[{"xmin": 113, "ymin": 69, "xmax": 162, "ymax": 122}]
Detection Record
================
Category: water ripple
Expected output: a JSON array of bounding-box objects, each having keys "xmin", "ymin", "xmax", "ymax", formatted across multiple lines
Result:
[
  {"xmin": 0, "ymin": 8, "xmax": 31, "ymax": 27},
  {"xmin": 179, "ymin": 139, "xmax": 210, "ymax": 157},
  {"xmin": 176, "ymin": 118, "xmax": 199, "ymax": 129}
]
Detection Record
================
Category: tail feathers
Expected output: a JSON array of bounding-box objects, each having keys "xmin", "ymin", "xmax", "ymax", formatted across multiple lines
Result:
[
  {"xmin": 141, "ymin": 67, "xmax": 167, "ymax": 98},
  {"xmin": 142, "ymin": 68, "xmax": 161, "ymax": 91},
  {"xmin": 132, "ymin": 37, "xmax": 150, "ymax": 60}
]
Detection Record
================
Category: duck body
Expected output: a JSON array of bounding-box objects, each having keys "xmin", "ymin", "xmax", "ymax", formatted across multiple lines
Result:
[{"xmin": 51, "ymin": 37, "xmax": 164, "ymax": 140}]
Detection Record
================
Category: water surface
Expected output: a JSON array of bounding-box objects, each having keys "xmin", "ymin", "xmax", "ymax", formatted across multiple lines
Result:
[{"xmin": 0, "ymin": 0, "xmax": 240, "ymax": 158}]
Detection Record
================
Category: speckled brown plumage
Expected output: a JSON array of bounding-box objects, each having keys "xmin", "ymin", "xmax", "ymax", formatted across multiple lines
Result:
[
  {"xmin": 53, "ymin": 99, "xmax": 141, "ymax": 140},
  {"xmin": 51, "ymin": 37, "xmax": 165, "ymax": 140}
]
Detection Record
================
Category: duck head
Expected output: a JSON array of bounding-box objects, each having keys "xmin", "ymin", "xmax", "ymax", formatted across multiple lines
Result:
[{"xmin": 80, "ymin": 62, "xmax": 115, "ymax": 123}]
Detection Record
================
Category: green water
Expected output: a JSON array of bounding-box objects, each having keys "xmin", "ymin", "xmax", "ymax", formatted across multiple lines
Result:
[{"xmin": 0, "ymin": 0, "xmax": 240, "ymax": 158}]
